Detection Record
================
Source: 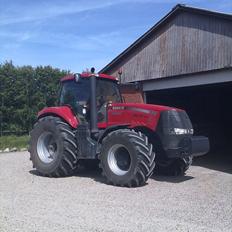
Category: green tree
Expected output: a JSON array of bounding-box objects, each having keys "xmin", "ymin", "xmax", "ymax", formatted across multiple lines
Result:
[{"xmin": 0, "ymin": 61, "xmax": 69, "ymax": 134}]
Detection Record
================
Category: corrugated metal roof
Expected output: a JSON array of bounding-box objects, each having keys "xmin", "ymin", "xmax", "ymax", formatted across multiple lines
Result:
[{"xmin": 99, "ymin": 4, "xmax": 232, "ymax": 74}]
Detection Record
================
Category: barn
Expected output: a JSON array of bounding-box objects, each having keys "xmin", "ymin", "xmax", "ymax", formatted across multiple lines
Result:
[{"xmin": 100, "ymin": 4, "xmax": 232, "ymax": 159}]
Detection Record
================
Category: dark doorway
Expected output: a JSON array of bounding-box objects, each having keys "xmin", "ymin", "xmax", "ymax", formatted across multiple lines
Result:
[{"xmin": 146, "ymin": 82, "xmax": 232, "ymax": 172}]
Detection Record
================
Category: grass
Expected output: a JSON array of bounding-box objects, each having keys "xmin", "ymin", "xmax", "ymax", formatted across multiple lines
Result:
[{"xmin": 0, "ymin": 135, "xmax": 29, "ymax": 150}]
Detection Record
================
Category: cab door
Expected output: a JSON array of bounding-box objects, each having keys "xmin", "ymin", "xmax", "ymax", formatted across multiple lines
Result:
[{"xmin": 96, "ymin": 79, "xmax": 121, "ymax": 124}]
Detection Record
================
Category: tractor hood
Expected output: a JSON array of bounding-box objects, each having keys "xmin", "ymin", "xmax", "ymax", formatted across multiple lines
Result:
[{"xmin": 106, "ymin": 102, "xmax": 184, "ymax": 131}]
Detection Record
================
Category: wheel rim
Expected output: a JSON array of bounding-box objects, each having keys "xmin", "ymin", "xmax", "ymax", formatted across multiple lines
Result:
[
  {"xmin": 107, "ymin": 144, "xmax": 131, "ymax": 176},
  {"xmin": 37, "ymin": 132, "xmax": 58, "ymax": 164}
]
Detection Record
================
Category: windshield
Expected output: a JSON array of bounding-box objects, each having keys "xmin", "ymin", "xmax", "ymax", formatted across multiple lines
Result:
[
  {"xmin": 59, "ymin": 79, "xmax": 90, "ymax": 114},
  {"xmin": 59, "ymin": 78, "xmax": 122, "ymax": 118}
]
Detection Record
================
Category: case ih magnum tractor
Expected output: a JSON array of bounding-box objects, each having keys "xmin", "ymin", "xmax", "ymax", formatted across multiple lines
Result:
[{"xmin": 29, "ymin": 69, "xmax": 209, "ymax": 187}]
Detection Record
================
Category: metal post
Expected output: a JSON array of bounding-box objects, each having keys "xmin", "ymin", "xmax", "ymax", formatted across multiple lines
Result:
[
  {"xmin": 118, "ymin": 68, "xmax": 122, "ymax": 84},
  {"xmin": 90, "ymin": 68, "xmax": 99, "ymax": 136}
]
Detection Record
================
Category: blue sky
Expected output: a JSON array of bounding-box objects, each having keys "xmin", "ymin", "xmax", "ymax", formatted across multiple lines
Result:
[{"xmin": 0, "ymin": 0, "xmax": 231, "ymax": 73}]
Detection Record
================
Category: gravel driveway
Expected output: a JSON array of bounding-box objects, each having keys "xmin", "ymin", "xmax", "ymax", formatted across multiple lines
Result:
[{"xmin": 0, "ymin": 151, "xmax": 231, "ymax": 232}]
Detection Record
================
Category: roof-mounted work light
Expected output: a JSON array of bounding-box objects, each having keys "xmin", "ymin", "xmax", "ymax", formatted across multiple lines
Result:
[{"xmin": 74, "ymin": 73, "xmax": 81, "ymax": 82}]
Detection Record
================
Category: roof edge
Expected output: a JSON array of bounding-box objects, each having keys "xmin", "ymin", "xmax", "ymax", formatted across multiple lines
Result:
[
  {"xmin": 99, "ymin": 4, "xmax": 232, "ymax": 74},
  {"xmin": 140, "ymin": 66, "xmax": 232, "ymax": 84}
]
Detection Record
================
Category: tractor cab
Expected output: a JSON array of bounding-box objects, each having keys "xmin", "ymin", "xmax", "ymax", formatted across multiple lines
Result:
[{"xmin": 59, "ymin": 72, "xmax": 122, "ymax": 123}]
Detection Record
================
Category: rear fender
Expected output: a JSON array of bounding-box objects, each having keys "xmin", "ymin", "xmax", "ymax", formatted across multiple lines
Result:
[{"xmin": 38, "ymin": 106, "xmax": 79, "ymax": 128}]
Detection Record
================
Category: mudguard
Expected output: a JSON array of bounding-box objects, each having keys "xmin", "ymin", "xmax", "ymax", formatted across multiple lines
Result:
[{"xmin": 38, "ymin": 106, "xmax": 79, "ymax": 128}]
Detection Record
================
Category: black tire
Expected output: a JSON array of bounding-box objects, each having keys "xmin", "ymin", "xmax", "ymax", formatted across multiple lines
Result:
[
  {"xmin": 29, "ymin": 116, "xmax": 78, "ymax": 177},
  {"xmin": 99, "ymin": 129, "xmax": 156, "ymax": 187},
  {"xmin": 155, "ymin": 156, "xmax": 193, "ymax": 176}
]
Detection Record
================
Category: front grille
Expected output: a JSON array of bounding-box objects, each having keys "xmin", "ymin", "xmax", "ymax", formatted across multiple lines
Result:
[
  {"xmin": 156, "ymin": 110, "xmax": 193, "ymax": 151},
  {"xmin": 160, "ymin": 110, "xmax": 193, "ymax": 135}
]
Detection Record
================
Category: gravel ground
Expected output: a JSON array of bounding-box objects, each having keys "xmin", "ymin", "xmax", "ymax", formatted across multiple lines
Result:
[{"xmin": 0, "ymin": 151, "xmax": 231, "ymax": 232}]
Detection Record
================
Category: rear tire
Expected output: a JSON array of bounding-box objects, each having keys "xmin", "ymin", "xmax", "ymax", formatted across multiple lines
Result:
[
  {"xmin": 29, "ymin": 116, "xmax": 78, "ymax": 177},
  {"xmin": 99, "ymin": 129, "xmax": 156, "ymax": 187},
  {"xmin": 155, "ymin": 156, "xmax": 193, "ymax": 176}
]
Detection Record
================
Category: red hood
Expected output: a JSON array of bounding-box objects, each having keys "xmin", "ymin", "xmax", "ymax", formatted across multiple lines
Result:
[{"xmin": 106, "ymin": 102, "xmax": 183, "ymax": 131}]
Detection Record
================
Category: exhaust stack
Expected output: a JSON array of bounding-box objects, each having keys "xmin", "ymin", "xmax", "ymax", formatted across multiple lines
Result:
[{"xmin": 90, "ymin": 67, "xmax": 99, "ymax": 136}]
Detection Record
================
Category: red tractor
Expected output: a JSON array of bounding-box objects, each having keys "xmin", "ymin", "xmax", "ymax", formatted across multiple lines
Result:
[{"xmin": 29, "ymin": 68, "xmax": 209, "ymax": 187}]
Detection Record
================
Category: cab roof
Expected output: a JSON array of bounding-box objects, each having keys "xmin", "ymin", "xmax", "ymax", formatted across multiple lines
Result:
[{"xmin": 61, "ymin": 73, "xmax": 118, "ymax": 82}]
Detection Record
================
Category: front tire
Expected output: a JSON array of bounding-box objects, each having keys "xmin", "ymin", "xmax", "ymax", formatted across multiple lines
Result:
[
  {"xmin": 99, "ymin": 129, "xmax": 156, "ymax": 187},
  {"xmin": 155, "ymin": 156, "xmax": 193, "ymax": 176},
  {"xmin": 29, "ymin": 116, "xmax": 78, "ymax": 177}
]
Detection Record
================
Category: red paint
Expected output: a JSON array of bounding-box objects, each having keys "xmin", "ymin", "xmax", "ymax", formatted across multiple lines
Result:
[
  {"xmin": 97, "ymin": 73, "xmax": 117, "ymax": 81},
  {"xmin": 38, "ymin": 106, "xmax": 79, "ymax": 128},
  {"xmin": 97, "ymin": 122, "xmax": 108, "ymax": 129},
  {"xmin": 61, "ymin": 73, "xmax": 117, "ymax": 82},
  {"xmin": 37, "ymin": 103, "xmax": 182, "ymax": 132},
  {"xmin": 60, "ymin": 75, "xmax": 75, "ymax": 82},
  {"xmin": 104, "ymin": 103, "xmax": 183, "ymax": 131}
]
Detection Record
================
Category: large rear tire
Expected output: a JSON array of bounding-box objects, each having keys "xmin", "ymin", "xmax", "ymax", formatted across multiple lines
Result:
[
  {"xmin": 155, "ymin": 156, "xmax": 193, "ymax": 176},
  {"xmin": 99, "ymin": 129, "xmax": 156, "ymax": 187},
  {"xmin": 29, "ymin": 116, "xmax": 78, "ymax": 177}
]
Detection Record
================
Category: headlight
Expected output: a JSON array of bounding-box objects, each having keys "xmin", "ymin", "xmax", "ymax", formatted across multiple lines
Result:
[{"xmin": 170, "ymin": 128, "xmax": 194, "ymax": 135}]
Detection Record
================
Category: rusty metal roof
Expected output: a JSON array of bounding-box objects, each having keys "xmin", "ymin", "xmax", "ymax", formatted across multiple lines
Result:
[{"xmin": 99, "ymin": 4, "xmax": 232, "ymax": 74}]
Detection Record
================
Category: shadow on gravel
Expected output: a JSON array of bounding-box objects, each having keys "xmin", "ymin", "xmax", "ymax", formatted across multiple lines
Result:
[
  {"xmin": 28, "ymin": 161, "xmax": 108, "ymax": 185},
  {"xmin": 74, "ymin": 167, "xmax": 148, "ymax": 187},
  {"xmin": 29, "ymin": 170, "xmax": 42, "ymax": 176},
  {"xmin": 74, "ymin": 167, "xmax": 106, "ymax": 184},
  {"xmin": 29, "ymin": 168, "xmax": 106, "ymax": 186},
  {"xmin": 150, "ymin": 175, "xmax": 194, "ymax": 183},
  {"xmin": 29, "ymin": 165, "xmax": 148, "ymax": 187},
  {"xmin": 192, "ymin": 150, "xmax": 232, "ymax": 174},
  {"xmin": 29, "ymin": 169, "xmax": 73, "ymax": 178}
]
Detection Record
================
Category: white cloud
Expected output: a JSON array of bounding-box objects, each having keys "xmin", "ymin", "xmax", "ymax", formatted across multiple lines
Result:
[
  {"xmin": 20, "ymin": 29, "xmax": 130, "ymax": 52},
  {"xmin": 0, "ymin": 1, "xmax": 110, "ymax": 25},
  {"xmin": 0, "ymin": 0, "xmax": 201, "ymax": 26}
]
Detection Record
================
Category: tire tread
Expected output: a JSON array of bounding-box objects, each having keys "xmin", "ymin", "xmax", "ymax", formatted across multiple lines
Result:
[
  {"xmin": 29, "ymin": 116, "xmax": 78, "ymax": 177},
  {"xmin": 99, "ymin": 129, "xmax": 156, "ymax": 187}
]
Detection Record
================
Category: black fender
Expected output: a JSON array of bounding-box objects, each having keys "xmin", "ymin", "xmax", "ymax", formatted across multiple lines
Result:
[{"xmin": 98, "ymin": 124, "xmax": 130, "ymax": 144}]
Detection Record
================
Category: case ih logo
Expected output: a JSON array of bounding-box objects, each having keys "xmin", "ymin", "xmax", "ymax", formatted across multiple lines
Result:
[
  {"xmin": 112, "ymin": 106, "xmax": 157, "ymax": 116},
  {"xmin": 112, "ymin": 106, "xmax": 125, "ymax": 110}
]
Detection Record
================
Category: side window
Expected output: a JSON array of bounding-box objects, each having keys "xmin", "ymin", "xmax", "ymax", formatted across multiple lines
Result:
[
  {"xmin": 96, "ymin": 81, "xmax": 107, "ymax": 122},
  {"xmin": 96, "ymin": 81, "xmax": 106, "ymax": 110},
  {"xmin": 96, "ymin": 80, "xmax": 121, "ymax": 108},
  {"xmin": 96, "ymin": 80, "xmax": 122, "ymax": 122}
]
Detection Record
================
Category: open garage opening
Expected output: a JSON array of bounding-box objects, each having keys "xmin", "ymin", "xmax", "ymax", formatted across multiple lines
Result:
[{"xmin": 146, "ymin": 82, "xmax": 232, "ymax": 172}]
